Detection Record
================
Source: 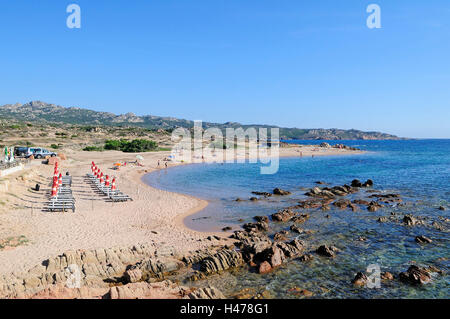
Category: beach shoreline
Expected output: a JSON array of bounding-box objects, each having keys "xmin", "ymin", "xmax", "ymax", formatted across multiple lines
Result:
[{"xmin": 0, "ymin": 144, "xmax": 364, "ymax": 283}]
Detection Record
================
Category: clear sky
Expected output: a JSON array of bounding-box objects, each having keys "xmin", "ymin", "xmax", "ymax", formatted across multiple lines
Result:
[{"xmin": 0, "ymin": 0, "xmax": 449, "ymax": 138}]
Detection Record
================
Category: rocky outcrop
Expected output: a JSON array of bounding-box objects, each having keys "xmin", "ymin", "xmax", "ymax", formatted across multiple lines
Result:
[
  {"xmin": 403, "ymin": 215, "xmax": 418, "ymax": 226},
  {"xmin": 243, "ymin": 221, "xmax": 269, "ymax": 232},
  {"xmin": 273, "ymin": 188, "xmax": 291, "ymax": 196},
  {"xmin": 316, "ymin": 245, "xmax": 339, "ymax": 258},
  {"xmin": 199, "ymin": 249, "xmax": 244, "ymax": 274},
  {"xmin": 188, "ymin": 286, "xmax": 225, "ymax": 299},
  {"xmin": 415, "ymin": 235, "xmax": 432, "ymax": 244},
  {"xmin": 0, "ymin": 243, "xmax": 160, "ymax": 298},
  {"xmin": 399, "ymin": 265, "xmax": 432, "ymax": 285},
  {"xmin": 351, "ymin": 272, "xmax": 368, "ymax": 286},
  {"xmin": 333, "ymin": 199, "xmax": 351, "ymax": 209},
  {"xmin": 271, "ymin": 209, "xmax": 295, "ymax": 222}
]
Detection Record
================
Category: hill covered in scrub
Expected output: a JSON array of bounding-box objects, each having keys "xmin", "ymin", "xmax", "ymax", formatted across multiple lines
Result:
[{"xmin": 0, "ymin": 101, "xmax": 403, "ymax": 140}]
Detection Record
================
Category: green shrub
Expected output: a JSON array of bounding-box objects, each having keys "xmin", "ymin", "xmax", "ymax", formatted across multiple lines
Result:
[
  {"xmin": 83, "ymin": 146, "xmax": 103, "ymax": 152},
  {"xmin": 104, "ymin": 139, "xmax": 128, "ymax": 151},
  {"xmin": 104, "ymin": 139, "xmax": 158, "ymax": 153},
  {"xmin": 122, "ymin": 139, "xmax": 158, "ymax": 152},
  {"xmin": 50, "ymin": 144, "xmax": 59, "ymax": 149}
]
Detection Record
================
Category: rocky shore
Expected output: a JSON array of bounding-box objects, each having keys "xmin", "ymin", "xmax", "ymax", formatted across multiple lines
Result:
[{"xmin": 2, "ymin": 177, "xmax": 446, "ymax": 299}]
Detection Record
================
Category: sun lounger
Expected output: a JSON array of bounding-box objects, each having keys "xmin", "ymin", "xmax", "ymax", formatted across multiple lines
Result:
[{"xmin": 46, "ymin": 199, "xmax": 75, "ymax": 212}]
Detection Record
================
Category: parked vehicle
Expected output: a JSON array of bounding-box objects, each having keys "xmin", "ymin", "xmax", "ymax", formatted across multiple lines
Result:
[
  {"xmin": 14, "ymin": 147, "xmax": 31, "ymax": 157},
  {"xmin": 28, "ymin": 148, "xmax": 57, "ymax": 159}
]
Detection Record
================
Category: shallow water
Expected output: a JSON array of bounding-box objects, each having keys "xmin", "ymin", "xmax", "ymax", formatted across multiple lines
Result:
[{"xmin": 143, "ymin": 140, "xmax": 449, "ymax": 298}]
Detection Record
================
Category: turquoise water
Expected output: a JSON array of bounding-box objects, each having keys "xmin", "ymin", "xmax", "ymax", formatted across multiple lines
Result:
[{"xmin": 143, "ymin": 140, "xmax": 449, "ymax": 298}]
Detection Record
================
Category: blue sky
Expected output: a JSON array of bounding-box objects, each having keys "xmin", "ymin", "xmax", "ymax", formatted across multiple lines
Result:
[{"xmin": 0, "ymin": 0, "xmax": 449, "ymax": 138}]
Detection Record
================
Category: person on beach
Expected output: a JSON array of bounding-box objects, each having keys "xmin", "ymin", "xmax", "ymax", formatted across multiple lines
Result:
[
  {"xmin": 157, "ymin": 160, "xmax": 160, "ymax": 167},
  {"xmin": 165, "ymin": 162, "xmax": 168, "ymax": 169}
]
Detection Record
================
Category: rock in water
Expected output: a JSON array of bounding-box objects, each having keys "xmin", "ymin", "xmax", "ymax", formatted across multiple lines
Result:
[
  {"xmin": 381, "ymin": 272, "xmax": 394, "ymax": 280},
  {"xmin": 403, "ymin": 215, "xmax": 418, "ymax": 226},
  {"xmin": 254, "ymin": 215, "xmax": 269, "ymax": 223},
  {"xmin": 271, "ymin": 209, "xmax": 295, "ymax": 222},
  {"xmin": 316, "ymin": 245, "xmax": 338, "ymax": 258},
  {"xmin": 273, "ymin": 188, "xmax": 291, "ymax": 196},
  {"xmin": 333, "ymin": 199, "xmax": 351, "ymax": 209},
  {"xmin": 399, "ymin": 265, "xmax": 432, "ymax": 285},
  {"xmin": 362, "ymin": 179, "xmax": 374, "ymax": 187},
  {"xmin": 438, "ymin": 206, "xmax": 446, "ymax": 211},
  {"xmin": 415, "ymin": 235, "xmax": 432, "ymax": 244},
  {"xmin": 298, "ymin": 254, "xmax": 314, "ymax": 262},
  {"xmin": 351, "ymin": 272, "xmax": 368, "ymax": 286},
  {"xmin": 351, "ymin": 179, "xmax": 362, "ymax": 187},
  {"xmin": 258, "ymin": 261, "xmax": 272, "ymax": 274}
]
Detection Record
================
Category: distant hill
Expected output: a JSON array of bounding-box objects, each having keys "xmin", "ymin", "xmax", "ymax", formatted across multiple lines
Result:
[{"xmin": 0, "ymin": 101, "xmax": 403, "ymax": 140}]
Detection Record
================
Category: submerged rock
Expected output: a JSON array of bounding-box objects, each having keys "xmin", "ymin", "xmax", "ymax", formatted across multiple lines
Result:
[
  {"xmin": 415, "ymin": 235, "xmax": 432, "ymax": 244},
  {"xmin": 367, "ymin": 201, "xmax": 383, "ymax": 212},
  {"xmin": 403, "ymin": 215, "xmax": 418, "ymax": 226},
  {"xmin": 333, "ymin": 199, "xmax": 351, "ymax": 209},
  {"xmin": 291, "ymin": 214, "xmax": 309, "ymax": 224},
  {"xmin": 353, "ymin": 199, "xmax": 370, "ymax": 205},
  {"xmin": 251, "ymin": 191, "xmax": 272, "ymax": 197},
  {"xmin": 298, "ymin": 254, "xmax": 314, "ymax": 262}
]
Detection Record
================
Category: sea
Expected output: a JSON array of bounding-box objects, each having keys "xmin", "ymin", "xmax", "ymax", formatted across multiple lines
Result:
[{"xmin": 143, "ymin": 139, "xmax": 449, "ymax": 298}]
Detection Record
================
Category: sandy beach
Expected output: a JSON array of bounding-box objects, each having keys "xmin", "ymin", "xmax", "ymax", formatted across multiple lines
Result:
[{"xmin": 0, "ymin": 145, "xmax": 362, "ymax": 278}]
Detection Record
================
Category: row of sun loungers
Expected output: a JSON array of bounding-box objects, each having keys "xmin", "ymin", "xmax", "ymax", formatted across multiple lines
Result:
[
  {"xmin": 87, "ymin": 164, "xmax": 133, "ymax": 202},
  {"xmin": 45, "ymin": 164, "xmax": 75, "ymax": 212}
]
